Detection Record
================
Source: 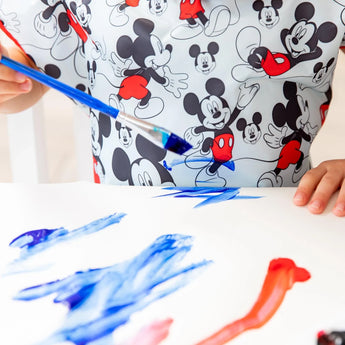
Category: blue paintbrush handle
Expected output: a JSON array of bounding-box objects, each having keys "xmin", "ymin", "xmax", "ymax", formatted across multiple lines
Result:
[
  {"xmin": 0, "ymin": 55, "xmax": 192, "ymax": 155},
  {"xmin": 1, "ymin": 55, "xmax": 119, "ymax": 119}
]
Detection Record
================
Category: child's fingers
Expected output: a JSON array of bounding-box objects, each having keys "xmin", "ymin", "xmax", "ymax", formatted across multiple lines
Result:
[
  {"xmin": 333, "ymin": 182, "xmax": 345, "ymax": 217},
  {"xmin": 293, "ymin": 166, "xmax": 326, "ymax": 206},
  {"xmin": 306, "ymin": 171, "xmax": 343, "ymax": 214},
  {"xmin": 0, "ymin": 79, "xmax": 32, "ymax": 100},
  {"xmin": 294, "ymin": 160, "xmax": 345, "ymax": 215},
  {"xmin": 0, "ymin": 63, "xmax": 27, "ymax": 83},
  {"xmin": 0, "ymin": 44, "xmax": 28, "ymax": 84}
]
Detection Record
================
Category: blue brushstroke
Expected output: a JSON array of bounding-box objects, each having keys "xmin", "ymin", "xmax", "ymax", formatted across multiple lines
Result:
[
  {"xmin": 158, "ymin": 187, "xmax": 261, "ymax": 208},
  {"xmin": 9, "ymin": 212, "xmax": 126, "ymax": 260},
  {"xmin": 163, "ymin": 158, "xmax": 235, "ymax": 172},
  {"xmin": 14, "ymin": 234, "xmax": 211, "ymax": 345}
]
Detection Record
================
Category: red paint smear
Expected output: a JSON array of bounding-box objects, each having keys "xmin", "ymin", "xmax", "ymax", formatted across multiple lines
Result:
[
  {"xmin": 122, "ymin": 318, "xmax": 173, "ymax": 345},
  {"xmin": 195, "ymin": 258, "xmax": 311, "ymax": 345}
]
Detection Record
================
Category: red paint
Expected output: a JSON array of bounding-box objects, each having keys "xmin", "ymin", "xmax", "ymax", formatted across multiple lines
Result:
[
  {"xmin": 122, "ymin": 318, "xmax": 173, "ymax": 345},
  {"xmin": 195, "ymin": 258, "xmax": 311, "ymax": 345},
  {"xmin": 66, "ymin": 9, "xmax": 88, "ymax": 43}
]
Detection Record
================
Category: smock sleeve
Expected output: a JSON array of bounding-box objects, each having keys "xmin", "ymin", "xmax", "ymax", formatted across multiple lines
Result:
[{"xmin": 0, "ymin": 0, "xmax": 86, "ymax": 90}]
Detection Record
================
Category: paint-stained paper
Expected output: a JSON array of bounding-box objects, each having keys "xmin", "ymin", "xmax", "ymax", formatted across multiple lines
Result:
[{"xmin": 0, "ymin": 182, "xmax": 345, "ymax": 345}]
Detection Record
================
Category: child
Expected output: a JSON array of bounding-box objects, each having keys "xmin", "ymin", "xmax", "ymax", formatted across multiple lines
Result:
[{"xmin": 0, "ymin": 0, "xmax": 344, "ymax": 217}]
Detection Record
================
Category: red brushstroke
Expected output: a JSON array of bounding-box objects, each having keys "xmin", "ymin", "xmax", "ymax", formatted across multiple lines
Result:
[
  {"xmin": 122, "ymin": 318, "xmax": 173, "ymax": 345},
  {"xmin": 195, "ymin": 258, "xmax": 311, "ymax": 345}
]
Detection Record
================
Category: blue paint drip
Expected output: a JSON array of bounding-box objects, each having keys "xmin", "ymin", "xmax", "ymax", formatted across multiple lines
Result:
[
  {"xmin": 9, "ymin": 212, "xmax": 126, "ymax": 260},
  {"xmin": 158, "ymin": 187, "xmax": 261, "ymax": 208},
  {"xmin": 14, "ymin": 234, "xmax": 211, "ymax": 345}
]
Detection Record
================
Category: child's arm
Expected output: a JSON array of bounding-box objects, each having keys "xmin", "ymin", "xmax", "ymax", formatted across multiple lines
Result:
[
  {"xmin": 293, "ymin": 160, "xmax": 345, "ymax": 217},
  {"xmin": 0, "ymin": 42, "xmax": 49, "ymax": 114}
]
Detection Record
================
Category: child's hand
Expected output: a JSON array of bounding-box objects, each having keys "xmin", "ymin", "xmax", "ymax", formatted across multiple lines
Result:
[
  {"xmin": 293, "ymin": 159, "xmax": 345, "ymax": 217},
  {"xmin": 0, "ymin": 44, "xmax": 32, "ymax": 105}
]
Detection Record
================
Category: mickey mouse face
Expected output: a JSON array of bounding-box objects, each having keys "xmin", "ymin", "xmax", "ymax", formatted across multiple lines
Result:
[
  {"xmin": 195, "ymin": 52, "xmax": 215, "ymax": 74},
  {"xmin": 313, "ymin": 65, "xmax": 327, "ymax": 83},
  {"xmin": 131, "ymin": 159, "xmax": 161, "ymax": 186},
  {"xmin": 75, "ymin": 4, "xmax": 91, "ymax": 26},
  {"xmin": 144, "ymin": 35, "xmax": 171, "ymax": 69},
  {"xmin": 260, "ymin": 7, "xmax": 280, "ymax": 28},
  {"xmin": 243, "ymin": 123, "xmax": 261, "ymax": 144},
  {"xmin": 236, "ymin": 112, "xmax": 262, "ymax": 145},
  {"xmin": 285, "ymin": 21, "xmax": 315, "ymax": 58},
  {"xmin": 148, "ymin": 0, "xmax": 168, "ymax": 16},
  {"xmin": 312, "ymin": 58, "xmax": 335, "ymax": 84},
  {"xmin": 200, "ymin": 95, "xmax": 230, "ymax": 130},
  {"xmin": 118, "ymin": 125, "xmax": 133, "ymax": 148}
]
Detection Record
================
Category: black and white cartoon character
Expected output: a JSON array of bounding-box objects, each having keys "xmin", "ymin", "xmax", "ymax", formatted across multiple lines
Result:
[
  {"xmin": 183, "ymin": 78, "xmax": 259, "ymax": 186},
  {"xmin": 310, "ymin": 58, "xmax": 335, "ymax": 124},
  {"xmin": 333, "ymin": 0, "xmax": 345, "ymax": 25},
  {"xmin": 253, "ymin": 0, "xmax": 283, "ymax": 29},
  {"xmin": 311, "ymin": 58, "xmax": 336, "ymax": 86},
  {"xmin": 34, "ymin": 0, "xmax": 92, "ymax": 61},
  {"xmin": 247, "ymin": 2, "xmax": 338, "ymax": 77},
  {"xmin": 112, "ymin": 134, "xmax": 175, "ymax": 186},
  {"xmin": 106, "ymin": 0, "xmax": 167, "ymax": 27},
  {"xmin": 148, "ymin": 0, "xmax": 168, "ymax": 16},
  {"xmin": 258, "ymin": 81, "xmax": 318, "ymax": 186},
  {"xmin": 236, "ymin": 112, "xmax": 262, "ymax": 144},
  {"xmin": 109, "ymin": 18, "xmax": 188, "ymax": 119},
  {"xmin": 87, "ymin": 59, "xmax": 97, "ymax": 88},
  {"xmin": 91, "ymin": 110, "xmax": 112, "ymax": 183},
  {"xmin": 70, "ymin": 0, "xmax": 92, "ymax": 35},
  {"xmin": 115, "ymin": 122, "xmax": 133, "ymax": 148},
  {"xmin": 171, "ymin": 0, "xmax": 239, "ymax": 40},
  {"xmin": 233, "ymin": 3, "xmax": 338, "ymax": 82},
  {"xmin": 298, "ymin": 57, "xmax": 335, "ymax": 125},
  {"xmin": 189, "ymin": 42, "xmax": 219, "ymax": 75}
]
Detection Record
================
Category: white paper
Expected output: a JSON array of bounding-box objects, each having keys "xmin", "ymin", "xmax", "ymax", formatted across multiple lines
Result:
[{"xmin": 0, "ymin": 182, "xmax": 344, "ymax": 345}]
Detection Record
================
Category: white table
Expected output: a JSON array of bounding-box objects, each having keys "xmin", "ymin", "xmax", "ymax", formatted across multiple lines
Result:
[{"xmin": 0, "ymin": 182, "xmax": 344, "ymax": 345}]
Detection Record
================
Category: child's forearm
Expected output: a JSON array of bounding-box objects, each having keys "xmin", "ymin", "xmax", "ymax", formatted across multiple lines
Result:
[{"xmin": 0, "ymin": 45, "xmax": 49, "ymax": 114}]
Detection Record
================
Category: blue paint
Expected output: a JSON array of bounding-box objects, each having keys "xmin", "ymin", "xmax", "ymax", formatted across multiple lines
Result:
[
  {"xmin": 14, "ymin": 234, "xmax": 211, "ymax": 345},
  {"xmin": 9, "ymin": 212, "xmax": 126, "ymax": 260},
  {"xmin": 164, "ymin": 158, "xmax": 236, "ymax": 172},
  {"xmin": 158, "ymin": 187, "xmax": 261, "ymax": 208}
]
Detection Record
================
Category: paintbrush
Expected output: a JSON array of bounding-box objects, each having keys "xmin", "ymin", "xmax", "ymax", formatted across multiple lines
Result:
[{"xmin": 0, "ymin": 56, "xmax": 192, "ymax": 155}]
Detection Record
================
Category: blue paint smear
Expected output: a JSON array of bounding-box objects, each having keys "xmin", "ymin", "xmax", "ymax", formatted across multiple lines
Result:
[
  {"xmin": 158, "ymin": 187, "xmax": 261, "ymax": 208},
  {"xmin": 164, "ymin": 158, "xmax": 235, "ymax": 172},
  {"xmin": 14, "ymin": 234, "xmax": 211, "ymax": 345},
  {"xmin": 9, "ymin": 212, "xmax": 126, "ymax": 260}
]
